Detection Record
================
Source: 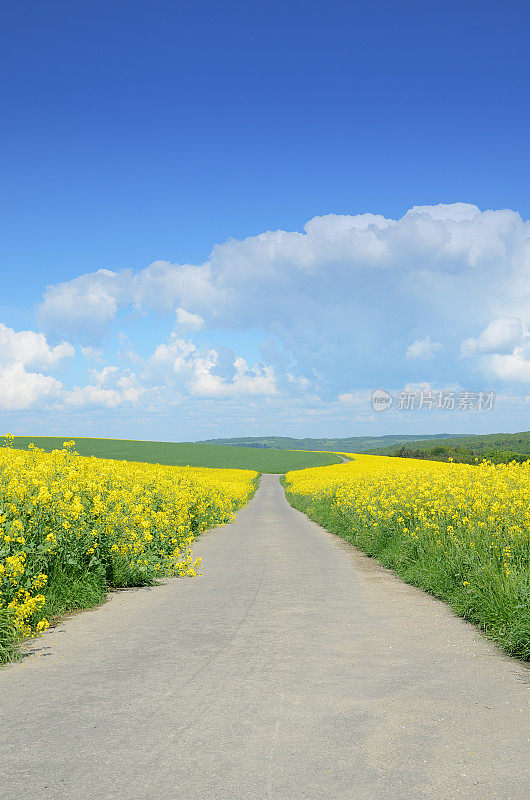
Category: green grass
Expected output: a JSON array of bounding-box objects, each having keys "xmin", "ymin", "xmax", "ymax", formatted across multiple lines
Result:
[
  {"xmin": 0, "ymin": 610, "xmax": 20, "ymax": 665},
  {"xmin": 8, "ymin": 436, "xmax": 341, "ymax": 472}
]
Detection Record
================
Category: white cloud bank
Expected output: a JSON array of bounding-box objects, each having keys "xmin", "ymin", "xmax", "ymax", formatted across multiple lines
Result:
[
  {"xmin": 4, "ymin": 202, "xmax": 530, "ymax": 424},
  {"xmin": 37, "ymin": 203, "xmax": 530, "ymax": 344},
  {"xmin": 35, "ymin": 204, "xmax": 530, "ymax": 386}
]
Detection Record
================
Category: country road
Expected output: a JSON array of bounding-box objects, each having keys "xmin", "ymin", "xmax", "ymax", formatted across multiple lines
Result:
[{"xmin": 1, "ymin": 475, "xmax": 528, "ymax": 800}]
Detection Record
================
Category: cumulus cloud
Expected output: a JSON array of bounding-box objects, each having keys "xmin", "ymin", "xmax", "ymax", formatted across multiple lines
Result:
[
  {"xmin": 487, "ymin": 350, "xmax": 530, "ymax": 383},
  {"xmin": 406, "ymin": 337, "xmax": 444, "ymax": 360},
  {"xmin": 404, "ymin": 203, "xmax": 481, "ymax": 222},
  {"xmin": 175, "ymin": 308, "xmax": 205, "ymax": 332},
  {"xmin": 461, "ymin": 316, "xmax": 524, "ymax": 357},
  {"xmin": 37, "ymin": 269, "xmax": 122, "ymax": 342},
  {"xmin": 0, "ymin": 324, "xmax": 73, "ymax": 411},
  {"xmin": 37, "ymin": 263, "xmax": 213, "ymax": 342},
  {"xmin": 0, "ymin": 362, "xmax": 63, "ymax": 410},
  {"xmin": 149, "ymin": 335, "xmax": 197, "ymax": 374},
  {"xmin": 65, "ymin": 384, "xmax": 124, "ymax": 409},
  {"xmin": 35, "ymin": 201, "xmax": 530, "ymax": 344},
  {"xmin": 457, "ymin": 315, "xmax": 530, "ymax": 385},
  {"xmin": 65, "ymin": 366, "xmax": 144, "ymax": 409},
  {"xmin": 0, "ymin": 323, "xmax": 74, "ymax": 368},
  {"xmin": 191, "ymin": 357, "xmax": 276, "ymax": 399},
  {"xmin": 147, "ymin": 333, "xmax": 276, "ymax": 399},
  {"xmin": 28, "ymin": 202, "xmax": 530, "ymax": 411}
]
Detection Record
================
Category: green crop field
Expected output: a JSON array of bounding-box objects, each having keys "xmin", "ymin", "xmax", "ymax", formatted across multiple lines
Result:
[{"xmin": 6, "ymin": 436, "xmax": 342, "ymax": 473}]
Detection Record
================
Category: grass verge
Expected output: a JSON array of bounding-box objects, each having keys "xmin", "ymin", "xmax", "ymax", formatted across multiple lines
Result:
[{"xmin": 0, "ymin": 609, "xmax": 20, "ymax": 664}]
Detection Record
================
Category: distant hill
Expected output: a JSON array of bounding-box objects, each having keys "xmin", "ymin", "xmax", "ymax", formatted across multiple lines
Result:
[
  {"xmin": 368, "ymin": 430, "xmax": 530, "ymax": 456},
  {"xmin": 197, "ymin": 434, "xmax": 466, "ymax": 453},
  {"xmin": 198, "ymin": 430, "xmax": 530, "ymax": 464}
]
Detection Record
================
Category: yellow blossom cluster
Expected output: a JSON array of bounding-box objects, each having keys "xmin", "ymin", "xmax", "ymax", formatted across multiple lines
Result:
[
  {"xmin": 285, "ymin": 453, "xmax": 530, "ymax": 658},
  {"xmin": 0, "ymin": 437, "xmax": 257, "ymax": 647}
]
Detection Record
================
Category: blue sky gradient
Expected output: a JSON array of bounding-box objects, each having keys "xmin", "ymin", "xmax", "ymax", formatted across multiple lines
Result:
[{"xmin": 1, "ymin": 1, "xmax": 529, "ymax": 439}]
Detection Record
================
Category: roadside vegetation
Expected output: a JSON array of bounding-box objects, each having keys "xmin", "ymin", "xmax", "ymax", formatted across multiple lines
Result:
[
  {"xmin": 284, "ymin": 454, "xmax": 530, "ymax": 660},
  {"xmin": 0, "ymin": 437, "xmax": 258, "ymax": 664},
  {"xmin": 8, "ymin": 436, "xmax": 341, "ymax": 472}
]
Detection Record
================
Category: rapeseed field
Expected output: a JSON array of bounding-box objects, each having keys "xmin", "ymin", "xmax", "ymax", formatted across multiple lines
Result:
[
  {"xmin": 0, "ymin": 436, "xmax": 257, "ymax": 663},
  {"xmin": 285, "ymin": 454, "xmax": 530, "ymax": 659}
]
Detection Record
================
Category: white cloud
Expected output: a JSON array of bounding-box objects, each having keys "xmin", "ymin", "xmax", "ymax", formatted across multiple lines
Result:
[
  {"xmin": 406, "ymin": 337, "xmax": 444, "ymax": 360},
  {"xmin": 487, "ymin": 350, "xmax": 530, "ymax": 383},
  {"xmin": 461, "ymin": 316, "xmax": 524, "ymax": 357},
  {"xmin": 0, "ymin": 323, "xmax": 74, "ymax": 368},
  {"xmin": 0, "ymin": 362, "xmax": 63, "ymax": 410},
  {"xmin": 80, "ymin": 345, "xmax": 103, "ymax": 361},
  {"xmin": 36, "ymin": 204, "xmax": 530, "ymax": 347},
  {"xmin": 175, "ymin": 307, "xmax": 205, "ymax": 332},
  {"xmin": 149, "ymin": 335, "xmax": 197, "ymax": 374},
  {"xmin": 404, "ymin": 203, "xmax": 480, "ymax": 222},
  {"xmin": 37, "ymin": 269, "xmax": 122, "ymax": 341},
  {"xmin": 0, "ymin": 325, "xmax": 73, "ymax": 411},
  {"xmin": 190, "ymin": 356, "xmax": 276, "ymax": 399},
  {"xmin": 38, "ymin": 203, "xmax": 527, "ymax": 335},
  {"xmin": 65, "ymin": 366, "xmax": 144, "ymax": 409},
  {"xmin": 459, "ymin": 316, "xmax": 530, "ymax": 385},
  {"xmin": 65, "ymin": 384, "xmax": 123, "ymax": 409},
  {"xmin": 31, "ymin": 202, "xmax": 530, "ymax": 409},
  {"xmin": 37, "ymin": 263, "xmax": 213, "ymax": 342},
  {"xmin": 20, "ymin": 199, "xmax": 530, "ymax": 421},
  {"xmin": 147, "ymin": 333, "xmax": 276, "ymax": 399}
]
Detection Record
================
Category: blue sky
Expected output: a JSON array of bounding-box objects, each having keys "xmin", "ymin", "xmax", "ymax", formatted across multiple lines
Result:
[{"xmin": 1, "ymin": 0, "xmax": 529, "ymax": 440}]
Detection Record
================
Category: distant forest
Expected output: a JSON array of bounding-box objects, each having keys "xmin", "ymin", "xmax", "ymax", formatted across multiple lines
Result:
[{"xmin": 198, "ymin": 433, "xmax": 466, "ymax": 452}]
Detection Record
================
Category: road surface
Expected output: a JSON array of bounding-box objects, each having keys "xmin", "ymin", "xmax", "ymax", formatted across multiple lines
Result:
[{"xmin": 1, "ymin": 474, "xmax": 528, "ymax": 799}]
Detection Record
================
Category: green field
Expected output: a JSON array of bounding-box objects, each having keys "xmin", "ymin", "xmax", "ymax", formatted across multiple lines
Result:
[{"xmin": 7, "ymin": 437, "xmax": 342, "ymax": 473}]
